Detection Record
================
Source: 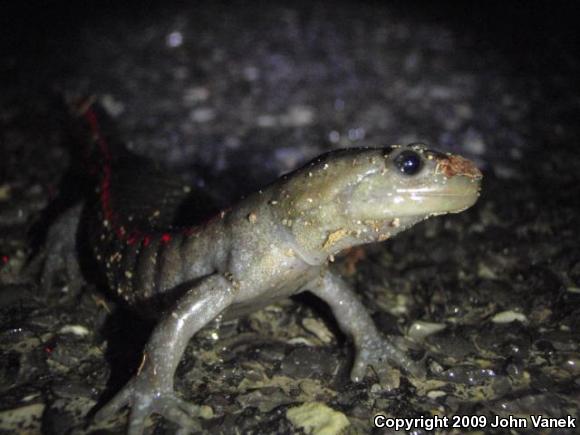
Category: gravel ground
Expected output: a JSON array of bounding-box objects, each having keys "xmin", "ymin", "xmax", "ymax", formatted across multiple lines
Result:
[{"xmin": 1, "ymin": 1, "xmax": 579, "ymax": 434}]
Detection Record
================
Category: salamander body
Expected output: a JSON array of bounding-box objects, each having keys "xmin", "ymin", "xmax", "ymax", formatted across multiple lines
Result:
[{"xmin": 42, "ymin": 100, "xmax": 482, "ymax": 433}]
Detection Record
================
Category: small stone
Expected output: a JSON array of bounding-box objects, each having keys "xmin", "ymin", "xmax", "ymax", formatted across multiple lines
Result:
[{"xmin": 286, "ymin": 402, "xmax": 349, "ymax": 435}]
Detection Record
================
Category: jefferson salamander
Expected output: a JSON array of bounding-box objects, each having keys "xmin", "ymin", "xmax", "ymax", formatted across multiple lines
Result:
[{"xmin": 40, "ymin": 99, "xmax": 482, "ymax": 433}]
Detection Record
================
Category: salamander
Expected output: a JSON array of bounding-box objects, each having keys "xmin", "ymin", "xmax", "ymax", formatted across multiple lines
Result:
[{"xmin": 40, "ymin": 98, "xmax": 482, "ymax": 434}]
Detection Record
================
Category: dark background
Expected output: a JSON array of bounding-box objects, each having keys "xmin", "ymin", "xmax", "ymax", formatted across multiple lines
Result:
[{"xmin": 1, "ymin": 1, "xmax": 579, "ymax": 433}]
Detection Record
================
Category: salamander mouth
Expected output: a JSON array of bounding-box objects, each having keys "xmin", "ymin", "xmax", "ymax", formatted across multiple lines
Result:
[
  {"xmin": 394, "ymin": 182, "xmax": 481, "ymax": 202},
  {"xmin": 366, "ymin": 193, "xmax": 478, "ymax": 202},
  {"xmin": 355, "ymin": 185, "xmax": 480, "ymax": 219},
  {"xmin": 407, "ymin": 193, "xmax": 478, "ymax": 197},
  {"xmin": 394, "ymin": 186, "xmax": 480, "ymax": 196}
]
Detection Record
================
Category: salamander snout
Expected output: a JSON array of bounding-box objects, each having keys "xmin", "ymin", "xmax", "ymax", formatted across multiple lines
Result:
[
  {"xmin": 347, "ymin": 144, "xmax": 482, "ymax": 221},
  {"xmin": 433, "ymin": 153, "xmax": 482, "ymax": 180},
  {"xmin": 421, "ymin": 149, "xmax": 483, "ymax": 215}
]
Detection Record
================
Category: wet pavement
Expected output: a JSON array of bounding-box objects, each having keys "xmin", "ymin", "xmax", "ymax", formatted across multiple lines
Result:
[{"xmin": 1, "ymin": 1, "xmax": 579, "ymax": 433}]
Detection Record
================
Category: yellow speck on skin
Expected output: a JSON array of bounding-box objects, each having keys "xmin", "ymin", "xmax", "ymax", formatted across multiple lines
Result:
[
  {"xmin": 322, "ymin": 228, "xmax": 349, "ymax": 250},
  {"xmin": 377, "ymin": 233, "xmax": 390, "ymax": 242},
  {"xmin": 286, "ymin": 402, "xmax": 350, "ymax": 435}
]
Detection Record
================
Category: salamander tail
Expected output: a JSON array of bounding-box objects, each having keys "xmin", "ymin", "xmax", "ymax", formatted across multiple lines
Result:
[{"xmin": 66, "ymin": 95, "xmax": 131, "ymax": 173}]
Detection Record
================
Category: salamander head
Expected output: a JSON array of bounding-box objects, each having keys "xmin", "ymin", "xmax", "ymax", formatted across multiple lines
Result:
[
  {"xmin": 272, "ymin": 144, "xmax": 482, "ymax": 263},
  {"xmin": 346, "ymin": 143, "xmax": 482, "ymax": 220}
]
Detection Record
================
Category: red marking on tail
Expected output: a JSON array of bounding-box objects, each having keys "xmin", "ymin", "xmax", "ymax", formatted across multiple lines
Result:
[
  {"xmin": 126, "ymin": 232, "xmax": 139, "ymax": 245},
  {"xmin": 83, "ymin": 107, "xmax": 115, "ymax": 225},
  {"xmin": 80, "ymin": 102, "xmax": 217, "ymax": 245}
]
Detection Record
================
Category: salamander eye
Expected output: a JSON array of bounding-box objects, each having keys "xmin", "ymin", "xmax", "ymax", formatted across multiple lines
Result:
[{"xmin": 394, "ymin": 150, "xmax": 422, "ymax": 176}]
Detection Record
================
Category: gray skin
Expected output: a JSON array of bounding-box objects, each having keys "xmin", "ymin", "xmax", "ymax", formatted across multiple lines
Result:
[{"xmin": 84, "ymin": 143, "xmax": 482, "ymax": 433}]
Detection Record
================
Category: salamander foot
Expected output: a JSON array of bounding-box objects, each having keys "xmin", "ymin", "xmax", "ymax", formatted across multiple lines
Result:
[
  {"xmin": 350, "ymin": 335, "xmax": 426, "ymax": 382},
  {"xmin": 94, "ymin": 376, "xmax": 203, "ymax": 435}
]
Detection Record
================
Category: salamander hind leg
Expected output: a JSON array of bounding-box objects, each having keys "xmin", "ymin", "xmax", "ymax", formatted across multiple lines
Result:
[
  {"xmin": 28, "ymin": 203, "xmax": 84, "ymax": 296},
  {"xmin": 308, "ymin": 271, "xmax": 426, "ymax": 382}
]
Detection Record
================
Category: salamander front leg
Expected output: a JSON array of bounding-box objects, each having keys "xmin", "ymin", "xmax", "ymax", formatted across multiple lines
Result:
[
  {"xmin": 94, "ymin": 274, "xmax": 237, "ymax": 434},
  {"xmin": 308, "ymin": 271, "xmax": 425, "ymax": 382}
]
